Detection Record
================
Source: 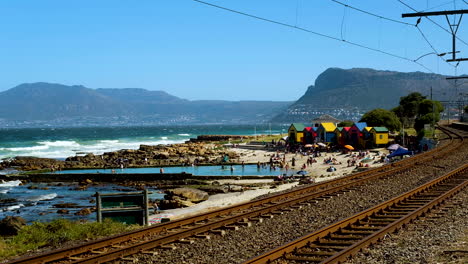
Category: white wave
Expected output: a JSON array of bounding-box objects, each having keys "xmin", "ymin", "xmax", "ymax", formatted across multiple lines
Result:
[
  {"xmin": 0, "ymin": 188, "xmax": 10, "ymax": 194},
  {"xmin": 38, "ymin": 140, "xmax": 80, "ymax": 147},
  {"xmin": 99, "ymin": 140, "xmax": 119, "ymax": 144},
  {"xmin": 26, "ymin": 193, "xmax": 57, "ymax": 202},
  {"xmin": 4, "ymin": 204, "xmax": 24, "ymax": 211},
  {"xmin": 0, "ymin": 180, "xmax": 22, "ymax": 187},
  {"xmin": 0, "ymin": 137, "xmax": 188, "ymax": 159},
  {"xmin": 178, "ymin": 134, "xmax": 190, "ymax": 136},
  {"xmin": 6, "ymin": 145, "xmax": 49, "ymax": 152}
]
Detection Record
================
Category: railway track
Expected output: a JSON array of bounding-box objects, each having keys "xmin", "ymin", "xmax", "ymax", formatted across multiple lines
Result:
[
  {"xmin": 7, "ymin": 126, "xmax": 465, "ymax": 264},
  {"xmin": 244, "ymin": 164, "xmax": 468, "ymax": 264}
]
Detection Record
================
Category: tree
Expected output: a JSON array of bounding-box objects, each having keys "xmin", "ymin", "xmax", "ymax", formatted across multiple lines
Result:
[
  {"xmin": 392, "ymin": 92, "xmax": 426, "ymax": 128},
  {"xmin": 414, "ymin": 99, "xmax": 444, "ymax": 132},
  {"xmin": 337, "ymin": 120, "xmax": 353, "ymax": 127},
  {"xmin": 360, "ymin": 108, "xmax": 401, "ymax": 132}
]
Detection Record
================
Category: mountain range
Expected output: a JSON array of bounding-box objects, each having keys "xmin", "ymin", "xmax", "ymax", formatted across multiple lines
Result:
[
  {"xmin": 271, "ymin": 68, "xmax": 467, "ymax": 122},
  {"xmin": 1, "ymin": 68, "xmax": 465, "ymax": 127},
  {"xmin": 0, "ymin": 82, "xmax": 291, "ymax": 126}
]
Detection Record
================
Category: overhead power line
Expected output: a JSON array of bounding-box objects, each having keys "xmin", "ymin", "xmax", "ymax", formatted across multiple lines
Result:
[
  {"xmin": 330, "ymin": 0, "xmax": 455, "ymax": 68},
  {"xmin": 397, "ymin": 0, "xmax": 468, "ymax": 47},
  {"xmin": 192, "ymin": 0, "xmax": 437, "ymax": 73},
  {"xmin": 330, "ymin": 0, "xmax": 412, "ymax": 26}
]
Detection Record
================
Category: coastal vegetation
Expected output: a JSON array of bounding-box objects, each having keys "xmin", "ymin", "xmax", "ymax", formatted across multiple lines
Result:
[
  {"xmin": 359, "ymin": 108, "xmax": 401, "ymax": 132},
  {"xmin": 0, "ymin": 218, "xmax": 137, "ymax": 259},
  {"xmin": 391, "ymin": 92, "xmax": 443, "ymax": 136}
]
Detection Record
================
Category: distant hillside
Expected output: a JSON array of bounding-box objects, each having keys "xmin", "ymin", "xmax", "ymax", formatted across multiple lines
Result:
[
  {"xmin": 272, "ymin": 68, "xmax": 468, "ymax": 123},
  {"xmin": 0, "ymin": 83, "xmax": 291, "ymax": 126}
]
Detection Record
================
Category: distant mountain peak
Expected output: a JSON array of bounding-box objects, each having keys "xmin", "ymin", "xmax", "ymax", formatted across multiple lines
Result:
[{"xmin": 271, "ymin": 67, "xmax": 468, "ymax": 123}]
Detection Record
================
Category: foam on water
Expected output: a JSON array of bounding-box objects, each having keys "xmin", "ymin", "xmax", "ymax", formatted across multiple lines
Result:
[
  {"xmin": 38, "ymin": 140, "xmax": 80, "ymax": 147},
  {"xmin": 0, "ymin": 138, "xmax": 189, "ymax": 159},
  {"xmin": 5, "ymin": 204, "xmax": 24, "ymax": 211},
  {"xmin": 0, "ymin": 180, "xmax": 22, "ymax": 187},
  {"xmin": 26, "ymin": 193, "xmax": 58, "ymax": 202}
]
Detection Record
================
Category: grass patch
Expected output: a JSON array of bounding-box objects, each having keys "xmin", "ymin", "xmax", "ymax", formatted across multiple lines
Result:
[{"xmin": 0, "ymin": 219, "xmax": 138, "ymax": 260}]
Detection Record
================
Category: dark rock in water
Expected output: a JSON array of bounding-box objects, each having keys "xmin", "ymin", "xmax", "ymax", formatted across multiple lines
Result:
[
  {"xmin": 0, "ymin": 216, "xmax": 26, "ymax": 236},
  {"xmin": 27, "ymin": 185, "xmax": 39, "ymax": 190},
  {"xmin": 57, "ymin": 209, "xmax": 69, "ymax": 214},
  {"xmin": 53, "ymin": 203, "xmax": 80, "ymax": 208},
  {"xmin": 75, "ymin": 208, "xmax": 92, "ymax": 216},
  {"xmin": 0, "ymin": 198, "xmax": 18, "ymax": 205}
]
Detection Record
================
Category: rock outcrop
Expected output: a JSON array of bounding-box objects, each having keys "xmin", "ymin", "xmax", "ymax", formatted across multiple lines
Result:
[
  {"xmin": 0, "ymin": 216, "xmax": 26, "ymax": 236},
  {"xmin": 1, "ymin": 141, "xmax": 241, "ymax": 172}
]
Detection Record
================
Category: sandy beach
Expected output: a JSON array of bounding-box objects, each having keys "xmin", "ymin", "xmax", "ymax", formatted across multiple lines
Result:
[{"xmin": 151, "ymin": 146, "xmax": 389, "ymax": 223}]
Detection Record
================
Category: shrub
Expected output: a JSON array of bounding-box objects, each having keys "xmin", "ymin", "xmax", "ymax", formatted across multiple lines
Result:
[{"xmin": 0, "ymin": 219, "xmax": 137, "ymax": 260}]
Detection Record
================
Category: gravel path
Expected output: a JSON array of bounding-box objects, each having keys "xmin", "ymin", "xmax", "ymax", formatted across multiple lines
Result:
[{"xmin": 128, "ymin": 136, "xmax": 468, "ymax": 264}]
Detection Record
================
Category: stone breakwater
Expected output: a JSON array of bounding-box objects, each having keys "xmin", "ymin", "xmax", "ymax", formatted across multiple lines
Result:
[{"xmin": 1, "ymin": 141, "xmax": 240, "ymax": 172}]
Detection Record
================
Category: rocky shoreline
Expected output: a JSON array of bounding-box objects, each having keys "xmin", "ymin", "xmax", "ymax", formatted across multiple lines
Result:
[{"xmin": 0, "ymin": 135, "xmax": 251, "ymax": 172}]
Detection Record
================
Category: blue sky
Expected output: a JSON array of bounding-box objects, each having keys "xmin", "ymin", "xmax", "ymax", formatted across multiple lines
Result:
[{"xmin": 0, "ymin": 0, "xmax": 466, "ymax": 101}]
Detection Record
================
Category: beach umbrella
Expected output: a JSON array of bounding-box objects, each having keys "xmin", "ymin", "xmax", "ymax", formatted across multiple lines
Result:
[
  {"xmin": 344, "ymin": 145, "xmax": 354, "ymax": 150},
  {"xmin": 387, "ymin": 144, "xmax": 400, "ymax": 151},
  {"xmin": 296, "ymin": 170, "xmax": 308, "ymax": 176},
  {"xmin": 304, "ymin": 144, "xmax": 313, "ymax": 148}
]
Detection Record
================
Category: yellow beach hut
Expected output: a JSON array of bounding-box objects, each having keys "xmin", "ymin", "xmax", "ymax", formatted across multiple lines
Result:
[
  {"xmin": 370, "ymin": 127, "xmax": 389, "ymax": 146},
  {"xmin": 288, "ymin": 123, "xmax": 305, "ymax": 144}
]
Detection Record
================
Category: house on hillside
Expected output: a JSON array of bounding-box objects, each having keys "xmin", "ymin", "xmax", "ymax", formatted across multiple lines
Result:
[
  {"xmin": 317, "ymin": 123, "xmax": 337, "ymax": 143},
  {"xmin": 311, "ymin": 114, "xmax": 341, "ymax": 128},
  {"xmin": 348, "ymin": 122, "xmax": 368, "ymax": 148},
  {"xmin": 370, "ymin": 127, "xmax": 389, "ymax": 147},
  {"xmin": 288, "ymin": 123, "xmax": 306, "ymax": 144},
  {"xmin": 303, "ymin": 127, "xmax": 317, "ymax": 144}
]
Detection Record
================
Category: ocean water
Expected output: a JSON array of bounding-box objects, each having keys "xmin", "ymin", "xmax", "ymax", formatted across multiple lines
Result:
[
  {"xmin": 0, "ymin": 125, "xmax": 285, "ymax": 223},
  {"xmin": 0, "ymin": 125, "xmax": 285, "ymax": 159}
]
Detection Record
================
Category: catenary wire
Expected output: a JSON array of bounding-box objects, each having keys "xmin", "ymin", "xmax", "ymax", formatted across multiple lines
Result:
[
  {"xmin": 192, "ymin": 0, "xmax": 437, "ymax": 74},
  {"xmin": 397, "ymin": 0, "xmax": 468, "ymax": 47},
  {"xmin": 330, "ymin": 0, "xmax": 412, "ymax": 25},
  {"xmin": 330, "ymin": 0, "xmax": 455, "ymax": 68}
]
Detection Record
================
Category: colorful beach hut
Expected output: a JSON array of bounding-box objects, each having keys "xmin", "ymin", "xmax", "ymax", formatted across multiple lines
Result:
[
  {"xmin": 334, "ymin": 127, "xmax": 343, "ymax": 146},
  {"xmin": 288, "ymin": 123, "xmax": 305, "ymax": 144},
  {"xmin": 370, "ymin": 127, "xmax": 389, "ymax": 147},
  {"xmin": 349, "ymin": 122, "xmax": 367, "ymax": 148},
  {"xmin": 340, "ymin": 127, "xmax": 351, "ymax": 146},
  {"xmin": 303, "ymin": 127, "xmax": 316, "ymax": 144},
  {"xmin": 361, "ymin": 127, "xmax": 374, "ymax": 149},
  {"xmin": 317, "ymin": 123, "xmax": 337, "ymax": 143}
]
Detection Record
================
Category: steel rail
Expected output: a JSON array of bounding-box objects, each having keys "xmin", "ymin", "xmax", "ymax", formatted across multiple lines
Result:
[
  {"xmin": 243, "ymin": 163, "xmax": 468, "ymax": 264},
  {"xmin": 7, "ymin": 126, "xmax": 463, "ymax": 264}
]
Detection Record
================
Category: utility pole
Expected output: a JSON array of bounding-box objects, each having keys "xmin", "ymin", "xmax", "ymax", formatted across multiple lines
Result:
[
  {"xmin": 402, "ymin": 10, "xmax": 468, "ymax": 62},
  {"xmin": 431, "ymin": 86, "xmax": 435, "ymax": 137}
]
